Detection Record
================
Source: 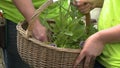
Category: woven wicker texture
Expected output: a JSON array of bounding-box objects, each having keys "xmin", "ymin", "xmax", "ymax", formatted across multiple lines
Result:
[
  {"xmin": 17, "ymin": 21, "xmax": 95, "ymax": 68},
  {"xmin": 16, "ymin": 0, "xmax": 94, "ymax": 68}
]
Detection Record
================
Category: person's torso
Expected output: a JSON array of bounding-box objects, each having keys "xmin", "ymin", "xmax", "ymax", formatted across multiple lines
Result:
[
  {"xmin": 0, "ymin": 0, "xmax": 68, "ymax": 23},
  {"xmin": 98, "ymin": 0, "xmax": 120, "ymax": 67}
]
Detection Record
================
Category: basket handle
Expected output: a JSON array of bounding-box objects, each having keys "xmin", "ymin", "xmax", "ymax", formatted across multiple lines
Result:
[
  {"xmin": 85, "ymin": 13, "xmax": 91, "ymax": 34},
  {"xmin": 26, "ymin": 0, "xmax": 54, "ymax": 38}
]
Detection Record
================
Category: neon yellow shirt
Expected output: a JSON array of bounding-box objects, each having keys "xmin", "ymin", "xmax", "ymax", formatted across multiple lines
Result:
[
  {"xmin": 0, "ymin": 0, "xmax": 68, "ymax": 23},
  {"xmin": 98, "ymin": 0, "xmax": 120, "ymax": 67}
]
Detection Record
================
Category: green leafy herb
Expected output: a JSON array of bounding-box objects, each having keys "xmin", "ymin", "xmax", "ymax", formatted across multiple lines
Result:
[{"xmin": 44, "ymin": 0, "xmax": 97, "ymax": 49}]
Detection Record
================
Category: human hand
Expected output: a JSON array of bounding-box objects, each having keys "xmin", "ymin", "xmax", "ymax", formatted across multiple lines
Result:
[
  {"xmin": 73, "ymin": 0, "xmax": 103, "ymax": 14},
  {"xmin": 32, "ymin": 20, "xmax": 48, "ymax": 42},
  {"xmin": 73, "ymin": 32, "xmax": 105, "ymax": 68}
]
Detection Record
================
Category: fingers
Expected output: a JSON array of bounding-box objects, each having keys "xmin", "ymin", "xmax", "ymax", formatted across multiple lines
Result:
[
  {"xmin": 32, "ymin": 21, "xmax": 48, "ymax": 42},
  {"xmin": 32, "ymin": 27, "xmax": 48, "ymax": 42},
  {"xmin": 38, "ymin": 34, "xmax": 48, "ymax": 42},
  {"xmin": 73, "ymin": 51, "xmax": 85, "ymax": 68},
  {"xmin": 84, "ymin": 56, "xmax": 91, "ymax": 68},
  {"xmin": 85, "ymin": 56, "xmax": 96, "ymax": 68},
  {"xmin": 73, "ymin": 0, "xmax": 87, "ymax": 7},
  {"xmin": 78, "ymin": 3, "xmax": 91, "ymax": 14},
  {"xmin": 73, "ymin": 0, "xmax": 92, "ymax": 14},
  {"xmin": 73, "ymin": 51, "xmax": 96, "ymax": 68}
]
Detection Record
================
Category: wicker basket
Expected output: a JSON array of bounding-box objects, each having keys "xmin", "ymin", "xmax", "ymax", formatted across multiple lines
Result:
[{"xmin": 17, "ymin": 0, "xmax": 94, "ymax": 68}]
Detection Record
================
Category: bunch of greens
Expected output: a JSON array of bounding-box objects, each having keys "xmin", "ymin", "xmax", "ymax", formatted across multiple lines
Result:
[{"xmin": 43, "ymin": 0, "xmax": 97, "ymax": 49}]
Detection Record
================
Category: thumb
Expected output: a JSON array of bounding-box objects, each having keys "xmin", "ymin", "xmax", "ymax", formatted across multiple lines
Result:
[{"xmin": 73, "ymin": 52, "xmax": 85, "ymax": 68}]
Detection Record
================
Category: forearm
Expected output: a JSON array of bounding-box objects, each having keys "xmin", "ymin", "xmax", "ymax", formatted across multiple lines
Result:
[
  {"xmin": 12, "ymin": 0, "xmax": 36, "ymax": 22},
  {"xmin": 97, "ymin": 25, "xmax": 120, "ymax": 44}
]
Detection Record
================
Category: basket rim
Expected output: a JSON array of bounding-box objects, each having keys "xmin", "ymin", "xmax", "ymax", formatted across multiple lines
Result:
[{"xmin": 16, "ymin": 21, "xmax": 81, "ymax": 53}]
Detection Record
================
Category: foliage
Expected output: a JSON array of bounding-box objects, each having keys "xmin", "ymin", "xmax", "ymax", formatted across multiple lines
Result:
[{"xmin": 44, "ymin": 0, "xmax": 97, "ymax": 49}]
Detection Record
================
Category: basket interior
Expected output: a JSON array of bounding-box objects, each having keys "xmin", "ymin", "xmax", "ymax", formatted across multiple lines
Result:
[{"xmin": 21, "ymin": 21, "xmax": 28, "ymax": 30}]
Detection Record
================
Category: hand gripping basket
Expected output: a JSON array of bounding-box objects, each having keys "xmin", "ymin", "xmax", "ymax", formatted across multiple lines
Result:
[{"xmin": 16, "ymin": 0, "xmax": 94, "ymax": 68}]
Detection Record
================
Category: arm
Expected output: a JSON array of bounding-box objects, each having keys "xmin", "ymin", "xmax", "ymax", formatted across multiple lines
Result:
[
  {"xmin": 12, "ymin": 0, "xmax": 35, "ymax": 22},
  {"xmin": 98, "ymin": 25, "xmax": 120, "ymax": 43},
  {"xmin": 74, "ymin": 25, "xmax": 120, "ymax": 68},
  {"xmin": 12, "ymin": 0, "xmax": 48, "ymax": 42}
]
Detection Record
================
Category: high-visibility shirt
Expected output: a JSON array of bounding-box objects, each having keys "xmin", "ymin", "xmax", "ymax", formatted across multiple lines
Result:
[
  {"xmin": 0, "ymin": 0, "xmax": 68, "ymax": 23},
  {"xmin": 98, "ymin": 0, "xmax": 120, "ymax": 67}
]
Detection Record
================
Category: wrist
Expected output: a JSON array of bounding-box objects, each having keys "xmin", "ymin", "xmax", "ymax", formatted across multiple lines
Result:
[{"xmin": 96, "ymin": 31, "xmax": 107, "ymax": 45}]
